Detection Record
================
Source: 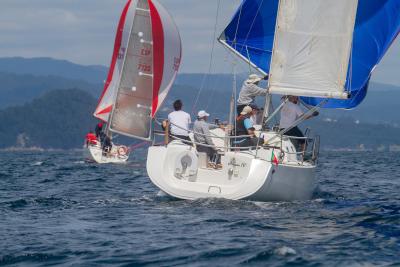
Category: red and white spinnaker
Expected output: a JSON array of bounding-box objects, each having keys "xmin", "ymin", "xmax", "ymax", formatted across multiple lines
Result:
[{"xmin": 94, "ymin": 0, "xmax": 181, "ymax": 140}]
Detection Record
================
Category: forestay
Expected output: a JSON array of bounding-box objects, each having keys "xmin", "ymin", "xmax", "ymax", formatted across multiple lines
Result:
[{"xmin": 220, "ymin": 0, "xmax": 400, "ymax": 109}]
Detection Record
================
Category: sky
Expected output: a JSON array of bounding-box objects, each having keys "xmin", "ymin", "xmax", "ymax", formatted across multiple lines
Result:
[{"xmin": 0, "ymin": 0, "xmax": 399, "ymax": 85}]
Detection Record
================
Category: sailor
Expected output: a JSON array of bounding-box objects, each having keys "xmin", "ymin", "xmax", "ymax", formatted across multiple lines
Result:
[
  {"xmin": 233, "ymin": 106, "xmax": 254, "ymax": 148},
  {"xmin": 102, "ymin": 134, "xmax": 112, "ymax": 154},
  {"xmin": 95, "ymin": 122, "xmax": 104, "ymax": 138},
  {"xmin": 249, "ymin": 104, "xmax": 263, "ymax": 125},
  {"xmin": 193, "ymin": 110, "xmax": 221, "ymax": 166},
  {"xmin": 279, "ymin": 95, "xmax": 318, "ymax": 150},
  {"xmin": 167, "ymin": 99, "xmax": 191, "ymax": 143},
  {"xmin": 85, "ymin": 131, "xmax": 97, "ymax": 146},
  {"xmin": 237, "ymin": 73, "xmax": 269, "ymax": 115}
]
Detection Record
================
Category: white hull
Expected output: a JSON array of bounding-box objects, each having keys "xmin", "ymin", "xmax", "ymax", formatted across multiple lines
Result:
[
  {"xmin": 84, "ymin": 144, "xmax": 129, "ymax": 164},
  {"xmin": 146, "ymin": 140, "xmax": 317, "ymax": 202}
]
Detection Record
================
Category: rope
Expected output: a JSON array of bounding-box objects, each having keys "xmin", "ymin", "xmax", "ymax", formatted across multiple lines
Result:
[
  {"xmin": 154, "ymin": 117, "xmax": 250, "ymax": 140},
  {"xmin": 264, "ymin": 100, "xmax": 327, "ymax": 145},
  {"xmin": 128, "ymin": 141, "xmax": 149, "ymax": 152},
  {"xmin": 233, "ymin": 1, "xmax": 244, "ymax": 48},
  {"xmin": 238, "ymin": 0, "xmax": 265, "ymax": 56},
  {"xmin": 191, "ymin": 0, "xmax": 221, "ymax": 115},
  {"xmin": 229, "ymin": 0, "xmax": 266, "ymax": 75},
  {"xmin": 155, "ymin": 117, "xmax": 308, "ymax": 155},
  {"xmin": 204, "ymin": 48, "xmax": 232, "ymax": 111},
  {"xmin": 164, "ymin": 135, "xmax": 260, "ymax": 151}
]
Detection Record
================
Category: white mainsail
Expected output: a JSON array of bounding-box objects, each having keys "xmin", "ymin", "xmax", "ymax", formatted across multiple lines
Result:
[{"xmin": 268, "ymin": 0, "xmax": 359, "ymax": 99}]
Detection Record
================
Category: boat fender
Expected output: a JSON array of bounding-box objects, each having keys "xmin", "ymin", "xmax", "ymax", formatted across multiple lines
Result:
[
  {"xmin": 118, "ymin": 146, "xmax": 128, "ymax": 156},
  {"xmin": 174, "ymin": 150, "xmax": 198, "ymax": 179}
]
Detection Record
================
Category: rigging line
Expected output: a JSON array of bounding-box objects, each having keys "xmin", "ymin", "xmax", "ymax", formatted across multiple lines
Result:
[
  {"xmin": 270, "ymin": 98, "xmax": 279, "ymax": 126},
  {"xmin": 128, "ymin": 141, "xmax": 149, "ymax": 152},
  {"xmin": 245, "ymin": 45, "xmax": 252, "ymax": 74},
  {"xmin": 233, "ymin": 0, "xmax": 244, "ymax": 48},
  {"xmin": 204, "ymin": 48, "xmax": 232, "ymax": 111},
  {"xmin": 204, "ymin": 0, "xmax": 234, "ymax": 112},
  {"xmin": 237, "ymin": 0, "xmax": 265, "ymax": 61},
  {"xmin": 191, "ymin": 0, "xmax": 222, "ymax": 115}
]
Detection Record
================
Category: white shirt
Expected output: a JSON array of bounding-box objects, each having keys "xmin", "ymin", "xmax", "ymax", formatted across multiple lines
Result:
[
  {"xmin": 279, "ymin": 101, "xmax": 304, "ymax": 129},
  {"xmin": 168, "ymin": 110, "xmax": 191, "ymax": 136}
]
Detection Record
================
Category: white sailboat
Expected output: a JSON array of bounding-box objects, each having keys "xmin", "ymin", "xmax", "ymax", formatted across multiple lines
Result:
[
  {"xmin": 84, "ymin": 141, "xmax": 129, "ymax": 164},
  {"xmin": 146, "ymin": 0, "xmax": 400, "ymax": 201},
  {"xmin": 85, "ymin": 0, "xmax": 182, "ymax": 163}
]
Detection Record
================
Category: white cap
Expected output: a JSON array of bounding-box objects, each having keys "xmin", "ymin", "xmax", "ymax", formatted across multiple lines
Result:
[
  {"xmin": 198, "ymin": 110, "xmax": 210, "ymax": 118},
  {"xmin": 240, "ymin": 106, "xmax": 253, "ymax": 115},
  {"xmin": 245, "ymin": 74, "xmax": 262, "ymax": 84}
]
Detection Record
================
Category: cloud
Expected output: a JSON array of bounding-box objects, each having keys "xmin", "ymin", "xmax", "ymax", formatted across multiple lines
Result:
[{"xmin": 0, "ymin": 0, "xmax": 398, "ymax": 85}]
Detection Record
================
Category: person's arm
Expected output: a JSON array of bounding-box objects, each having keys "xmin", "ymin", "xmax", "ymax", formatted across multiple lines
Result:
[
  {"xmin": 249, "ymin": 84, "xmax": 268, "ymax": 96},
  {"xmin": 244, "ymin": 119, "xmax": 253, "ymax": 134},
  {"xmin": 208, "ymin": 123, "xmax": 219, "ymax": 130},
  {"xmin": 202, "ymin": 122, "xmax": 215, "ymax": 146}
]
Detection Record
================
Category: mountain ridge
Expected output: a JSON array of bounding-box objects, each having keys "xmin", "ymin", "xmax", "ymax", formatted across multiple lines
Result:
[
  {"xmin": 0, "ymin": 57, "xmax": 107, "ymax": 84},
  {"xmin": 0, "ymin": 88, "xmax": 399, "ymax": 151},
  {"xmin": 0, "ymin": 56, "xmax": 399, "ymax": 126}
]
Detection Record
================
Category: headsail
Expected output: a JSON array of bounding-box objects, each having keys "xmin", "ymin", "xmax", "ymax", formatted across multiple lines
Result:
[
  {"xmin": 303, "ymin": 0, "xmax": 400, "ymax": 108},
  {"xmin": 98, "ymin": 0, "xmax": 181, "ymax": 140},
  {"xmin": 268, "ymin": 0, "xmax": 358, "ymax": 99},
  {"xmin": 220, "ymin": 0, "xmax": 400, "ymax": 109}
]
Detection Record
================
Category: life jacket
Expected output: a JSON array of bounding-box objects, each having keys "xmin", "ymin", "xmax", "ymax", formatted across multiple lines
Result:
[
  {"xmin": 235, "ymin": 116, "xmax": 248, "ymax": 136},
  {"xmin": 86, "ymin": 133, "xmax": 97, "ymax": 144}
]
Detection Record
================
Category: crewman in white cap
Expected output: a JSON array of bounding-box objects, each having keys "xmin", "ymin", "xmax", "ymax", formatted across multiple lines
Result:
[
  {"xmin": 193, "ymin": 110, "xmax": 221, "ymax": 167},
  {"xmin": 237, "ymin": 73, "xmax": 269, "ymax": 115}
]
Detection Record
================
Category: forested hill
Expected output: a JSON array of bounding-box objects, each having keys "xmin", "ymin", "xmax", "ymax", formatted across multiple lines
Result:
[
  {"xmin": 0, "ymin": 72, "xmax": 101, "ymax": 108},
  {"xmin": 0, "ymin": 57, "xmax": 399, "ymax": 150},
  {"xmin": 0, "ymin": 89, "xmax": 97, "ymax": 149},
  {"xmin": 0, "ymin": 57, "xmax": 107, "ymax": 84},
  {"xmin": 0, "ymin": 87, "xmax": 399, "ymax": 151},
  {"xmin": 0, "ymin": 57, "xmax": 399, "ymax": 125}
]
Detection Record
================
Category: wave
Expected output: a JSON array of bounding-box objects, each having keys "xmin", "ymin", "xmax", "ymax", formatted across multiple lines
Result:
[{"xmin": 0, "ymin": 253, "xmax": 67, "ymax": 265}]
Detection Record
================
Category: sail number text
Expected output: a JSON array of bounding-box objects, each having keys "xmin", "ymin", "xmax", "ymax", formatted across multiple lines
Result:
[
  {"xmin": 138, "ymin": 64, "xmax": 151, "ymax": 72},
  {"xmin": 140, "ymin": 48, "xmax": 151, "ymax": 56}
]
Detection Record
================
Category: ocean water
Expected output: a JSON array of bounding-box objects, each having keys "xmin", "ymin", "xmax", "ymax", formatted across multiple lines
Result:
[{"xmin": 0, "ymin": 150, "xmax": 399, "ymax": 266}]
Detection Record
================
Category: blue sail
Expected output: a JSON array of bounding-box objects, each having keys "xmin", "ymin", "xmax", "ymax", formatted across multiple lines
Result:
[{"xmin": 221, "ymin": 0, "xmax": 400, "ymax": 109}]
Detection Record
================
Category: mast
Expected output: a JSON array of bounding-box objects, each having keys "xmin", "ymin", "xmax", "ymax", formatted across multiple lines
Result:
[
  {"xmin": 229, "ymin": 61, "xmax": 237, "ymax": 129},
  {"xmin": 262, "ymin": 92, "xmax": 272, "ymax": 127},
  {"xmin": 226, "ymin": 60, "xmax": 237, "ymax": 151}
]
